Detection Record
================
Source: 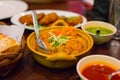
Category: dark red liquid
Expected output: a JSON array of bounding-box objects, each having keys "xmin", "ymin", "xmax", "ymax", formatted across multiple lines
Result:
[{"xmin": 81, "ymin": 64, "xmax": 120, "ymax": 80}]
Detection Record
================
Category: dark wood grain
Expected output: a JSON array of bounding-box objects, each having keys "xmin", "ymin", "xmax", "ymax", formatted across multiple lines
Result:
[{"xmin": 0, "ymin": 1, "xmax": 120, "ymax": 80}]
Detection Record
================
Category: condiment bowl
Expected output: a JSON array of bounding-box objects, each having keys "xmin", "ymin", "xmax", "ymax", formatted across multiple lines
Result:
[
  {"xmin": 76, "ymin": 55, "xmax": 120, "ymax": 80},
  {"xmin": 27, "ymin": 26, "xmax": 94, "ymax": 68},
  {"xmin": 81, "ymin": 21, "xmax": 117, "ymax": 44}
]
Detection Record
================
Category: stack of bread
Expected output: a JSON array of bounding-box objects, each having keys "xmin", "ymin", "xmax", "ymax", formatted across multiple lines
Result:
[
  {"xmin": 0, "ymin": 33, "xmax": 24, "ymax": 77},
  {"xmin": 0, "ymin": 33, "xmax": 20, "ymax": 55}
]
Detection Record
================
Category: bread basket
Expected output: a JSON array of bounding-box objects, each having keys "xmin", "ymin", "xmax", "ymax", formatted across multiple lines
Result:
[
  {"xmin": 0, "ymin": 36, "xmax": 25, "ymax": 77},
  {"xmin": 0, "ymin": 24, "xmax": 25, "ymax": 77}
]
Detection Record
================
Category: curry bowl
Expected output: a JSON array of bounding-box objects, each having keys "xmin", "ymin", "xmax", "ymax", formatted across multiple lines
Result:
[
  {"xmin": 27, "ymin": 26, "xmax": 93, "ymax": 68},
  {"xmin": 81, "ymin": 21, "xmax": 117, "ymax": 45},
  {"xmin": 76, "ymin": 55, "xmax": 120, "ymax": 80}
]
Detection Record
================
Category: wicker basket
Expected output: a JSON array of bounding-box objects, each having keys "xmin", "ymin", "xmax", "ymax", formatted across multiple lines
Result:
[{"xmin": 0, "ymin": 37, "xmax": 25, "ymax": 77}]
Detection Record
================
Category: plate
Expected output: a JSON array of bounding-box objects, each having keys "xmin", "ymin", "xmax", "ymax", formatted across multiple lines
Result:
[
  {"xmin": 0, "ymin": 1, "xmax": 28, "ymax": 20},
  {"xmin": 11, "ymin": 10, "xmax": 87, "ymax": 30}
]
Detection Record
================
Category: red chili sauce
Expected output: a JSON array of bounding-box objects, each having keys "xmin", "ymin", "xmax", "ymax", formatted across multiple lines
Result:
[{"xmin": 81, "ymin": 64, "xmax": 120, "ymax": 80}]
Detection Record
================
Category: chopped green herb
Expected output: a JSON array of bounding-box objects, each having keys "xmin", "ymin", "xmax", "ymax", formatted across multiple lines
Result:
[{"xmin": 49, "ymin": 32, "xmax": 69, "ymax": 48}]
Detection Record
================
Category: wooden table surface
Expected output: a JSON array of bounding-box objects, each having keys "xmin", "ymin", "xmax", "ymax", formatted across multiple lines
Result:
[{"xmin": 0, "ymin": 0, "xmax": 120, "ymax": 80}]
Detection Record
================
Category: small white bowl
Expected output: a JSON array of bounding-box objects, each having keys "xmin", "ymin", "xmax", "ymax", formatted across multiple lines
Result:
[
  {"xmin": 76, "ymin": 55, "xmax": 120, "ymax": 80},
  {"xmin": 81, "ymin": 21, "xmax": 117, "ymax": 44}
]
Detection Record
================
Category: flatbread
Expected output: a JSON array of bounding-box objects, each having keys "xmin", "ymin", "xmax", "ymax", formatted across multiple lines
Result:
[{"xmin": 0, "ymin": 33, "xmax": 20, "ymax": 54}]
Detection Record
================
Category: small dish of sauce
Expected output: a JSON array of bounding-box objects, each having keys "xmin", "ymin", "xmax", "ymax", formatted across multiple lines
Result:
[
  {"xmin": 81, "ymin": 64, "xmax": 120, "ymax": 80},
  {"xmin": 85, "ymin": 27, "xmax": 113, "ymax": 35}
]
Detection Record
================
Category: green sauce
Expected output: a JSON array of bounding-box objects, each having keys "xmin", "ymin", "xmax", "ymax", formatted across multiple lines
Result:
[{"xmin": 85, "ymin": 27, "xmax": 113, "ymax": 35}]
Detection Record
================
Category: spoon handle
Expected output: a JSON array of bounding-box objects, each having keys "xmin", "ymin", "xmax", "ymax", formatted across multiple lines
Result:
[
  {"xmin": 32, "ymin": 10, "xmax": 48, "ymax": 51},
  {"xmin": 111, "ymin": 69, "xmax": 120, "ymax": 76},
  {"xmin": 32, "ymin": 10, "xmax": 40, "ymax": 38},
  {"xmin": 108, "ymin": 69, "xmax": 120, "ymax": 79}
]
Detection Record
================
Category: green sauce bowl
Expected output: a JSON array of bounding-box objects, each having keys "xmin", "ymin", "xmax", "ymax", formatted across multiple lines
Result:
[{"xmin": 81, "ymin": 21, "xmax": 117, "ymax": 45}]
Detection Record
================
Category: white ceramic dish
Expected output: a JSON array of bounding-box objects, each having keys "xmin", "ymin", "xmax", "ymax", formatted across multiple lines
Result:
[
  {"xmin": 76, "ymin": 55, "xmax": 120, "ymax": 80},
  {"xmin": 11, "ymin": 10, "xmax": 87, "ymax": 30},
  {"xmin": 0, "ymin": 1, "xmax": 28, "ymax": 20}
]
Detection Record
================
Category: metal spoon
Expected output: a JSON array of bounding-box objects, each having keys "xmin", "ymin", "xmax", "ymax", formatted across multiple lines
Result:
[
  {"xmin": 32, "ymin": 10, "xmax": 48, "ymax": 51},
  {"xmin": 108, "ymin": 69, "xmax": 120, "ymax": 80}
]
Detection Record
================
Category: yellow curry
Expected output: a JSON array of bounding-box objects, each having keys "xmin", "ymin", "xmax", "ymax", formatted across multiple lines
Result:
[{"xmin": 33, "ymin": 27, "xmax": 89, "ymax": 55}]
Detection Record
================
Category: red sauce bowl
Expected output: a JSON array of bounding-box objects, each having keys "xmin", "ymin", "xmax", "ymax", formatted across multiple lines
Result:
[{"xmin": 76, "ymin": 55, "xmax": 120, "ymax": 80}]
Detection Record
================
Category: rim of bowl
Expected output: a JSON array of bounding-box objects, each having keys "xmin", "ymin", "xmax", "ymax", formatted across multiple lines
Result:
[
  {"xmin": 81, "ymin": 21, "xmax": 117, "ymax": 36},
  {"xmin": 76, "ymin": 54, "xmax": 120, "ymax": 80}
]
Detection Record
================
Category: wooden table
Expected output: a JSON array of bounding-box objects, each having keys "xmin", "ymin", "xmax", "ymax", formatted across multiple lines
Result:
[{"xmin": 1, "ymin": 1, "xmax": 120, "ymax": 80}]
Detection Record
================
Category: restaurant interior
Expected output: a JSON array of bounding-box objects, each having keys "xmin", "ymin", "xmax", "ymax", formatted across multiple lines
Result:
[{"xmin": 0, "ymin": 0, "xmax": 120, "ymax": 80}]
